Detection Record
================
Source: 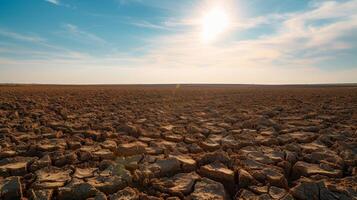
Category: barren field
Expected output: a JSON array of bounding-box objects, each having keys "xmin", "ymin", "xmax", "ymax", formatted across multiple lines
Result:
[{"xmin": 0, "ymin": 85, "xmax": 356, "ymax": 200}]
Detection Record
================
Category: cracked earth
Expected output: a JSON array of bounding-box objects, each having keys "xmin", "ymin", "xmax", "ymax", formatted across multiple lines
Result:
[{"xmin": 0, "ymin": 85, "xmax": 356, "ymax": 200}]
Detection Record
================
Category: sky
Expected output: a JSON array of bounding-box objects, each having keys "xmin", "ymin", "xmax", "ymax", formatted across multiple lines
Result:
[{"xmin": 0, "ymin": 0, "xmax": 357, "ymax": 84}]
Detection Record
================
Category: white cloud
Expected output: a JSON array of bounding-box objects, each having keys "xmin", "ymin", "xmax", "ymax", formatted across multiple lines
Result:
[
  {"xmin": 117, "ymin": 0, "xmax": 142, "ymax": 5},
  {"xmin": 62, "ymin": 23, "xmax": 107, "ymax": 44},
  {"xmin": 127, "ymin": 20, "xmax": 171, "ymax": 30},
  {"xmin": 136, "ymin": 0, "xmax": 357, "ymax": 68},
  {"xmin": 0, "ymin": 28, "xmax": 85, "ymax": 54},
  {"xmin": 45, "ymin": 0, "xmax": 60, "ymax": 5},
  {"xmin": 0, "ymin": 29, "xmax": 45, "ymax": 43}
]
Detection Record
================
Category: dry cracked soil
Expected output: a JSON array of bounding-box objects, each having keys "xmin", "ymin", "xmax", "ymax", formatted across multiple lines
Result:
[{"xmin": 0, "ymin": 84, "xmax": 356, "ymax": 200}]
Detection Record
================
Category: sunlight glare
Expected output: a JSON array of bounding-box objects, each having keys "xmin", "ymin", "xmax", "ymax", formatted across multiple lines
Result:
[{"xmin": 201, "ymin": 7, "xmax": 230, "ymax": 42}]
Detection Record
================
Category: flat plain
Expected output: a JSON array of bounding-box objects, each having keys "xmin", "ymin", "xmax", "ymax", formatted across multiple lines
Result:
[{"xmin": 0, "ymin": 85, "xmax": 356, "ymax": 200}]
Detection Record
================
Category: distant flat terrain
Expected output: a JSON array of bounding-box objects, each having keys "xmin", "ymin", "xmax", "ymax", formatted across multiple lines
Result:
[{"xmin": 0, "ymin": 85, "xmax": 356, "ymax": 199}]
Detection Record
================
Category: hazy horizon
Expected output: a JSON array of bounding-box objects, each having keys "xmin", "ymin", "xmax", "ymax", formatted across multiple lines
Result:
[{"xmin": 1, "ymin": 0, "xmax": 357, "ymax": 84}]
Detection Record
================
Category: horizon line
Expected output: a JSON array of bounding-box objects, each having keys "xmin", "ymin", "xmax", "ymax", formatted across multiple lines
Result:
[{"xmin": 1, "ymin": 83, "xmax": 357, "ymax": 87}]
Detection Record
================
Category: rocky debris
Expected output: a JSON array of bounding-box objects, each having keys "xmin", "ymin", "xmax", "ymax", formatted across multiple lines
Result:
[
  {"xmin": 246, "ymin": 151, "xmax": 274, "ymax": 165},
  {"xmin": 153, "ymin": 140, "xmax": 177, "ymax": 152},
  {"xmin": 30, "ymin": 155, "xmax": 51, "ymax": 172},
  {"xmin": 249, "ymin": 185, "xmax": 268, "ymax": 194},
  {"xmin": 68, "ymin": 141, "xmax": 81, "ymax": 150},
  {"xmin": 89, "ymin": 192, "xmax": 107, "ymax": 200},
  {"xmin": 33, "ymin": 167, "xmax": 72, "ymax": 189},
  {"xmin": 152, "ymin": 172, "xmax": 200, "ymax": 197},
  {"xmin": 0, "ymin": 161, "xmax": 28, "ymax": 177},
  {"xmin": 83, "ymin": 130, "xmax": 103, "ymax": 141},
  {"xmin": 86, "ymin": 176, "xmax": 127, "ymax": 194},
  {"xmin": 115, "ymin": 155, "xmax": 143, "ymax": 171},
  {"xmin": 29, "ymin": 189, "xmax": 53, "ymax": 200},
  {"xmin": 169, "ymin": 154, "xmax": 196, "ymax": 172},
  {"xmin": 190, "ymin": 178, "xmax": 228, "ymax": 200},
  {"xmin": 109, "ymin": 187, "xmax": 139, "ymax": 200},
  {"xmin": 290, "ymin": 177, "xmax": 353, "ymax": 200},
  {"xmin": 160, "ymin": 125, "xmax": 175, "ymax": 132},
  {"xmin": 102, "ymin": 163, "xmax": 132, "ymax": 184},
  {"xmin": 237, "ymin": 157, "xmax": 288, "ymax": 189},
  {"xmin": 41, "ymin": 131, "xmax": 63, "ymax": 139},
  {"xmin": 0, "ymin": 85, "xmax": 356, "ymax": 200},
  {"xmin": 101, "ymin": 140, "xmax": 117, "ymax": 151},
  {"xmin": 0, "ymin": 176, "xmax": 23, "ymax": 200},
  {"xmin": 0, "ymin": 149, "xmax": 17, "ymax": 159},
  {"xmin": 200, "ymin": 139, "xmax": 220, "ymax": 151},
  {"xmin": 198, "ymin": 161, "xmax": 235, "ymax": 187},
  {"xmin": 292, "ymin": 161, "xmax": 342, "ymax": 179},
  {"xmin": 261, "ymin": 168, "xmax": 288, "ymax": 188},
  {"xmin": 288, "ymin": 132, "xmax": 318, "ymax": 143},
  {"xmin": 53, "ymin": 152, "xmax": 78, "ymax": 166},
  {"xmin": 303, "ymin": 151, "xmax": 344, "ymax": 169},
  {"xmin": 255, "ymin": 134, "xmax": 279, "ymax": 146},
  {"xmin": 237, "ymin": 189, "xmax": 264, "ymax": 200},
  {"xmin": 238, "ymin": 186, "xmax": 292, "ymax": 200},
  {"xmin": 117, "ymin": 124, "xmax": 141, "ymax": 138},
  {"xmin": 197, "ymin": 151, "xmax": 231, "ymax": 167},
  {"xmin": 93, "ymin": 149, "xmax": 115, "ymax": 160},
  {"xmin": 77, "ymin": 145, "xmax": 98, "ymax": 161},
  {"xmin": 145, "ymin": 157, "xmax": 181, "ymax": 177},
  {"xmin": 188, "ymin": 143, "xmax": 204, "ymax": 153},
  {"xmin": 164, "ymin": 133, "xmax": 183, "ymax": 143},
  {"xmin": 236, "ymin": 189, "xmax": 253, "ymax": 199},
  {"xmin": 133, "ymin": 157, "xmax": 183, "ymax": 185},
  {"xmin": 268, "ymin": 186, "xmax": 287, "ymax": 199},
  {"xmin": 57, "ymin": 182, "xmax": 99, "ymax": 200},
  {"xmin": 0, "ymin": 156, "xmax": 36, "ymax": 177},
  {"xmin": 238, "ymin": 169, "xmax": 256, "ymax": 188},
  {"xmin": 117, "ymin": 142, "xmax": 147, "ymax": 156},
  {"xmin": 299, "ymin": 142, "xmax": 327, "ymax": 153},
  {"xmin": 73, "ymin": 167, "xmax": 97, "ymax": 179},
  {"xmin": 34, "ymin": 139, "xmax": 67, "ymax": 154}
]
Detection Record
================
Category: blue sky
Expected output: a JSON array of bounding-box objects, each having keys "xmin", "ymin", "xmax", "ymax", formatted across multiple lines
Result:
[{"xmin": 0, "ymin": 0, "xmax": 356, "ymax": 84}]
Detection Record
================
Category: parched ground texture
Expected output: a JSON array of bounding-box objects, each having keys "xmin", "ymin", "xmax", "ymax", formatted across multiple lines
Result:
[{"xmin": 0, "ymin": 85, "xmax": 356, "ymax": 200}]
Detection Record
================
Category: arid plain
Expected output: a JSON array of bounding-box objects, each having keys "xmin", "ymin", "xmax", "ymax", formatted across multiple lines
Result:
[{"xmin": 0, "ymin": 85, "xmax": 356, "ymax": 200}]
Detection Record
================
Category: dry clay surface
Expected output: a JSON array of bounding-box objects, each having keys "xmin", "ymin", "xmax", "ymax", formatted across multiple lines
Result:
[{"xmin": 0, "ymin": 85, "xmax": 356, "ymax": 200}]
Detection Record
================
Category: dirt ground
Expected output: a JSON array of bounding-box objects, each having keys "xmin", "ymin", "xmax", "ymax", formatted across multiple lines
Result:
[{"xmin": 0, "ymin": 85, "xmax": 356, "ymax": 200}]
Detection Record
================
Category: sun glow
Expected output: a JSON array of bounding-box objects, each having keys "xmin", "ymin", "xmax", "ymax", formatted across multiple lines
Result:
[{"xmin": 201, "ymin": 7, "xmax": 230, "ymax": 42}]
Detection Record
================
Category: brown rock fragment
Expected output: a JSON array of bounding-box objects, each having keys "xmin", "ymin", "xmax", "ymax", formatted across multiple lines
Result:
[
  {"xmin": 101, "ymin": 140, "xmax": 118, "ymax": 151},
  {"xmin": 117, "ymin": 142, "xmax": 147, "ymax": 156},
  {"xmin": 57, "ymin": 182, "xmax": 99, "ymax": 200},
  {"xmin": 200, "ymin": 139, "xmax": 220, "ymax": 152},
  {"xmin": 109, "ymin": 187, "xmax": 139, "ymax": 200},
  {"xmin": 190, "ymin": 178, "xmax": 228, "ymax": 200},
  {"xmin": 33, "ymin": 167, "xmax": 72, "ymax": 189},
  {"xmin": 0, "ymin": 176, "xmax": 23, "ymax": 200},
  {"xmin": 152, "ymin": 172, "xmax": 200, "ymax": 197},
  {"xmin": 0, "ymin": 161, "xmax": 28, "ymax": 177},
  {"xmin": 73, "ymin": 168, "xmax": 97, "ymax": 179},
  {"xmin": 292, "ymin": 161, "xmax": 342, "ymax": 179},
  {"xmin": 269, "ymin": 186, "xmax": 286, "ymax": 199},
  {"xmin": 29, "ymin": 189, "xmax": 53, "ymax": 200},
  {"xmin": 154, "ymin": 157, "xmax": 181, "ymax": 177},
  {"xmin": 83, "ymin": 130, "xmax": 103, "ymax": 141},
  {"xmin": 199, "ymin": 162, "xmax": 235, "ymax": 186},
  {"xmin": 118, "ymin": 124, "xmax": 141, "ymax": 138},
  {"xmin": 238, "ymin": 169, "xmax": 256, "ymax": 188},
  {"xmin": 170, "ymin": 154, "xmax": 196, "ymax": 172},
  {"xmin": 87, "ymin": 176, "xmax": 127, "ymax": 195},
  {"xmin": 30, "ymin": 155, "xmax": 51, "ymax": 172}
]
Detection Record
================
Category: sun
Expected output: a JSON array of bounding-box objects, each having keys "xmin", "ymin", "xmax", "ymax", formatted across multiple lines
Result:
[{"xmin": 201, "ymin": 7, "xmax": 230, "ymax": 42}]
